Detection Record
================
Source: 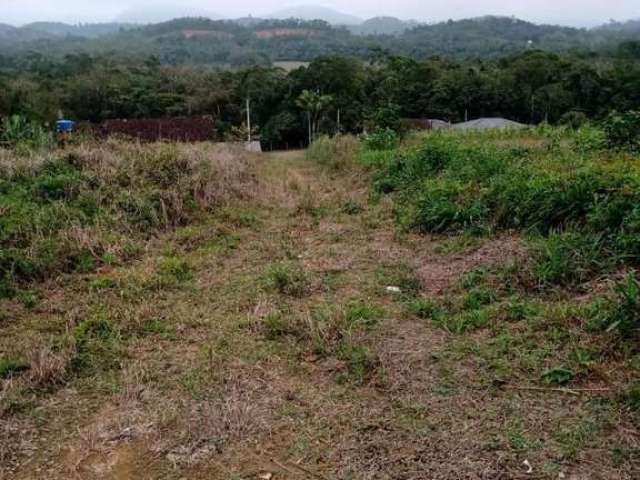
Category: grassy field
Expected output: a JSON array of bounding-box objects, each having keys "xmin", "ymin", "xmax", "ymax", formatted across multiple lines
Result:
[{"xmin": 1, "ymin": 131, "xmax": 639, "ymax": 479}]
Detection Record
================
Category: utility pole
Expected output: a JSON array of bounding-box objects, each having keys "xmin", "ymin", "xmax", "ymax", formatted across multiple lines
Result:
[
  {"xmin": 307, "ymin": 111, "xmax": 312, "ymax": 145},
  {"xmin": 337, "ymin": 108, "xmax": 341, "ymax": 133},
  {"xmin": 246, "ymin": 97, "xmax": 251, "ymax": 143}
]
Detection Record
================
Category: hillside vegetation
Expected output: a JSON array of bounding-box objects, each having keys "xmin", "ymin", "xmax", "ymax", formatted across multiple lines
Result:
[{"xmin": 1, "ymin": 16, "xmax": 640, "ymax": 65}]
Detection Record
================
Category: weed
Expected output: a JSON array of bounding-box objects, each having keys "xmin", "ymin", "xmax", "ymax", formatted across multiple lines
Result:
[
  {"xmin": 262, "ymin": 312, "xmax": 299, "ymax": 340},
  {"xmin": 435, "ymin": 308, "xmax": 491, "ymax": 334},
  {"xmin": 462, "ymin": 287, "xmax": 498, "ymax": 310},
  {"xmin": 17, "ymin": 290, "xmax": 38, "ymax": 309},
  {"xmin": 336, "ymin": 340, "xmax": 379, "ymax": 385},
  {"xmin": 157, "ymin": 255, "xmax": 193, "ymax": 284},
  {"xmin": 341, "ymin": 199, "xmax": 364, "ymax": 215},
  {"xmin": 264, "ymin": 262, "xmax": 309, "ymax": 297},
  {"xmin": 541, "ymin": 367, "xmax": 575, "ymax": 386},
  {"xmin": 407, "ymin": 297, "xmax": 442, "ymax": 320},
  {"xmin": 72, "ymin": 313, "xmax": 123, "ymax": 375},
  {"xmin": 0, "ymin": 358, "xmax": 29, "ymax": 379},
  {"xmin": 588, "ymin": 273, "xmax": 640, "ymax": 337},
  {"xmin": 531, "ymin": 232, "xmax": 610, "ymax": 288},
  {"xmin": 345, "ymin": 301, "xmax": 384, "ymax": 329},
  {"xmin": 624, "ymin": 383, "xmax": 640, "ymax": 411}
]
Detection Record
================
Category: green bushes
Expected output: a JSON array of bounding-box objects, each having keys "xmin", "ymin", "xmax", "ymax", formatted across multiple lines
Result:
[
  {"xmin": 371, "ymin": 129, "xmax": 640, "ymax": 287},
  {"xmin": 603, "ymin": 111, "xmax": 640, "ymax": 151},
  {"xmin": 1, "ymin": 115, "xmax": 54, "ymax": 152},
  {"xmin": 363, "ymin": 128, "xmax": 399, "ymax": 151}
]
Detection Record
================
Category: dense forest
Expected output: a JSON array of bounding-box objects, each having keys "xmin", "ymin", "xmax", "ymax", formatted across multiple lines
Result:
[
  {"xmin": 2, "ymin": 43, "xmax": 640, "ymax": 148},
  {"xmin": 2, "ymin": 16, "xmax": 640, "ymax": 65}
]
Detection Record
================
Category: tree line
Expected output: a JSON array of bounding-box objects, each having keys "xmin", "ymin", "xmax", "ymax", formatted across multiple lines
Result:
[{"xmin": 1, "ymin": 47, "xmax": 639, "ymax": 149}]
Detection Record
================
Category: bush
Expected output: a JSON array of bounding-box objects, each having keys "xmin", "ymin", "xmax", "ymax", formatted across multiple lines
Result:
[
  {"xmin": 1, "ymin": 115, "xmax": 54, "ymax": 152},
  {"xmin": 603, "ymin": 111, "xmax": 640, "ymax": 150},
  {"xmin": 364, "ymin": 128, "xmax": 399, "ymax": 151},
  {"xmin": 306, "ymin": 134, "xmax": 360, "ymax": 171},
  {"xmin": 560, "ymin": 111, "xmax": 588, "ymax": 129}
]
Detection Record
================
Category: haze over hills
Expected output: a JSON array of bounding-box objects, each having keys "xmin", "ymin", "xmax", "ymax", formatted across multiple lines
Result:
[
  {"xmin": 353, "ymin": 16, "xmax": 421, "ymax": 35},
  {"xmin": 266, "ymin": 5, "xmax": 363, "ymax": 25},
  {"xmin": 114, "ymin": 4, "xmax": 220, "ymax": 23}
]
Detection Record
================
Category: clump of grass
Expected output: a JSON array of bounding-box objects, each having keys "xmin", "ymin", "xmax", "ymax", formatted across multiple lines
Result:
[
  {"xmin": 345, "ymin": 301, "xmax": 384, "ymax": 329},
  {"xmin": 157, "ymin": 255, "xmax": 193, "ymax": 284},
  {"xmin": 407, "ymin": 297, "xmax": 442, "ymax": 320},
  {"xmin": 341, "ymin": 199, "xmax": 364, "ymax": 215},
  {"xmin": 264, "ymin": 262, "xmax": 309, "ymax": 297},
  {"xmin": 588, "ymin": 273, "xmax": 640, "ymax": 337},
  {"xmin": 0, "ymin": 357, "xmax": 29, "ymax": 379},
  {"xmin": 336, "ymin": 341, "xmax": 379, "ymax": 385},
  {"xmin": 530, "ymin": 232, "xmax": 611, "ymax": 288},
  {"xmin": 71, "ymin": 313, "xmax": 124, "ymax": 375}
]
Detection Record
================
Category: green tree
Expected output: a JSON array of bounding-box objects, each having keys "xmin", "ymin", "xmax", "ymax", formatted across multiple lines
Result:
[{"xmin": 296, "ymin": 90, "xmax": 333, "ymax": 144}]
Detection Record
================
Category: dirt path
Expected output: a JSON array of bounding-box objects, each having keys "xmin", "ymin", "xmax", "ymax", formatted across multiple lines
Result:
[{"xmin": 2, "ymin": 151, "xmax": 638, "ymax": 479}]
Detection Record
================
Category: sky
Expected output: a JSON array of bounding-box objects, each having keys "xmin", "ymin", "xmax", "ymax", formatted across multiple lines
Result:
[{"xmin": 1, "ymin": 0, "xmax": 639, "ymax": 27}]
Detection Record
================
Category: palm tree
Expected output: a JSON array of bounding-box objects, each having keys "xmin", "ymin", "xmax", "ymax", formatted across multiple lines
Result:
[{"xmin": 296, "ymin": 89, "xmax": 333, "ymax": 145}]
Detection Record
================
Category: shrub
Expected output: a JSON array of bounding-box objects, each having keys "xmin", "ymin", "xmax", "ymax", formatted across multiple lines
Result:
[
  {"xmin": 603, "ymin": 111, "xmax": 640, "ymax": 150},
  {"xmin": 364, "ymin": 128, "xmax": 399, "ymax": 151},
  {"xmin": 1, "ymin": 115, "xmax": 54, "ymax": 152},
  {"xmin": 559, "ymin": 111, "xmax": 588, "ymax": 129},
  {"xmin": 306, "ymin": 134, "xmax": 360, "ymax": 171}
]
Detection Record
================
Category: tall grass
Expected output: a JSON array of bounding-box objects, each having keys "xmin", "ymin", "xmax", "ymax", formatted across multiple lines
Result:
[
  {"xmin": 0, "ymin": 141, "xmax": 256, "ymax": 297},
  {"xmin": 371, "ymin": 128, "xmax": 640, "ymax": 287}
]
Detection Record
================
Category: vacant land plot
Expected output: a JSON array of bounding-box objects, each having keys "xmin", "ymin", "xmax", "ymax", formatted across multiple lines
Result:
[{"xmin": 1, "ymin": 131, "xmax": 639, "ymax": 479}]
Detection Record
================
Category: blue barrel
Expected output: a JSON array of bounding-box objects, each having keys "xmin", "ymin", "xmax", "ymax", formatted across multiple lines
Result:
[{"xmin": 56, "ymin": 120, "xmax": 75, "ymax": 133}]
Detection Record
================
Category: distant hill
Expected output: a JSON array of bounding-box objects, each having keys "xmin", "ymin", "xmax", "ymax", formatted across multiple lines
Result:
[
  {"xmin": 0, "ymin": 23, "xmax": 17, "ymax": 37},
  {"xmin": 352, "ymin": 17, "xmax": 419, "ymax": 36},
  {"xmin": 1, "ymin": 14, "xmax": 639, "ymax": 65},
  {"xmin": 21, "ymin": 22, "xmax": 127, "ymax": 38},
  {"xmin": 595, "ymin": 19, "xmax": 640, "ymax": 33},
  {"xmin": 267, "ymin": 6, "xmax": 362, "ymax": 25}
]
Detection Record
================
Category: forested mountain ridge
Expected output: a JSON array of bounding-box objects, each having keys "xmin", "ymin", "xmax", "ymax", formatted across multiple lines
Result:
[{"xmin": 0, "ymin": 15, "xmax": 639, "ymax": 66}]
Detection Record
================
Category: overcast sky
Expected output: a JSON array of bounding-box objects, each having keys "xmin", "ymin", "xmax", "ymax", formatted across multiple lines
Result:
[{"xmin": 2, "ymin": 0, "xmax": 639, "ymax": 27}]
